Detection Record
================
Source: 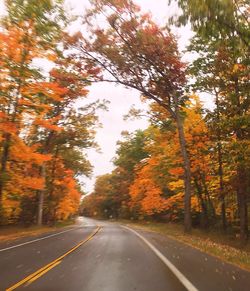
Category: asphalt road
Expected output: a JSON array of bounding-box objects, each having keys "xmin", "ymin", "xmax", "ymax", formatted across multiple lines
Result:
[{"xmin": 0, "ymin": 217, "xmax": 250, "ymax": 291}]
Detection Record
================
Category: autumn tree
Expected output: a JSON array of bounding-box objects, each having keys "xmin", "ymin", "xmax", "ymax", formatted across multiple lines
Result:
[
  {"xmin": 169, "ymin": 0, "xmax": 250, "ymax": 46},
  {"xmin": 82, "ymin": 130, "xmax": 148, "ymax": 219},
  {"xmin": 0, "ymin": 0, "xmax": 101, "ymax": 225},
  {"xmin": 0, "ymin": 0, "xmax": 66, "ymax": 222},
  {"xmin": 171, "ymin": 0, "xmax": 250, "ymax": 242},
  {"xmin": 71, "ymin": 0, "xmax": 193, "ymax": 232},
  {"xmin": 112, "ymin": 130, "xmax": 148, "ymax": 217},
  {"xmin": 128, "ymin": 98, "xmax": 213, "ymax": 225}
]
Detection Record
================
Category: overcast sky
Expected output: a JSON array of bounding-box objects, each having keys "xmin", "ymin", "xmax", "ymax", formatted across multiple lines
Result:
[{"xmin": 0, "ymin": 1, "xmax": 208, "ymax": 193}]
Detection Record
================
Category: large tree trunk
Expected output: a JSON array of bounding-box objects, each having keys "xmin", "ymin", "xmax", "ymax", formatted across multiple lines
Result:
[{"xmin": 174, "ymin": 101, "xmax": 192, "ymax": 232}]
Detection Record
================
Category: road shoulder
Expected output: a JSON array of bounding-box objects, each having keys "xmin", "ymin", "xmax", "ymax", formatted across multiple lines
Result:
[
  {"xmin": 122, "ymin": 223, "xmax": 250, "ymax": 291},
  {"xmin": 0, "ymin": 219, "xmax": 80, "ymax": 249}
]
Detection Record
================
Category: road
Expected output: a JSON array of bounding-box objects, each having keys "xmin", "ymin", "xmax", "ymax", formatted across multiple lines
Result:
[{"xmin": 0, "ymin": 217, "xmax": 249, "ymax": 291}]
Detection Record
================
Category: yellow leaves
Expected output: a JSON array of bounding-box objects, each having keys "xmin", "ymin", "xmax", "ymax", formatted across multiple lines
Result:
[
  {"xmin": 168, "ymin": 180, "xmax": 184, "ymax": 191},
  {"xmin": 164, "ymin": 193, "xmax": 184, "ymax": 211},
  {"xmin": 191, "ymin": 196, "xmax": 200, "ymax": 212},
  {"xmin": 2, "ymin": 197, "xmax": 21, "ymax": 222},
  {"xmin": 232, "ymin": 63, "xmax": 245, "ymax": 73}
]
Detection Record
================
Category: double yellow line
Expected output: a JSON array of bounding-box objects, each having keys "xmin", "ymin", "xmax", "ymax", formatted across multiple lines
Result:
[{"xmin": 6, "ymin": 226, "xmax": 101, "ymax": 291}]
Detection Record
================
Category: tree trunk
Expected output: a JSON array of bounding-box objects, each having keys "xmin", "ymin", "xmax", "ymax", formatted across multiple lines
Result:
[
  {"xmin": 194, "ymin": 177, "xmax": 208, "ymax": 229},
  {"xmin": 0, "ymin": 133, "xmax": 11, "ymax": 223},
  {"xmin": 174, "ymin": 101, "xmax": 192, "ymax": 232},
  {"xmin": 218, "ymin": 141, "xmax": 226, "ymax": 230},
  {"xmin": 202, "ymin": 173, "xmax": 216, "ymax": 221},
  {"xmin": 234, "ymin": 78, "xmax": 248, "ymax": 243},
  {"xmin": 37, "ymin": 164, "xmax": 46, "ymax": 226},
  {"xmin": 236, "ymin": 165, "xmax": 248, "ymax": 244},
  {"xmin": 36, "ymin": 131, "xmax": 55, "ymax": 226},
  {"xmin": 215, "ymin": 91, "xmax": 226, "ymax": 230}
]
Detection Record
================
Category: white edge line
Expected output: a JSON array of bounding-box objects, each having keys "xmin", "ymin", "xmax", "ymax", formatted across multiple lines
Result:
[
  {"xmin": 122, "ymin": 225, "xmax": 198, "ymax": 291},
  {"xmin": 0, "ymin": 226, "xmax": 84, "ymax": 252}
]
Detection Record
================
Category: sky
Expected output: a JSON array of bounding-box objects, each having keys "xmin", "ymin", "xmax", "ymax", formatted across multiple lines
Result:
[{"xmin": 0, "ymin": 0, "xmax": 207, "ymax": 193}]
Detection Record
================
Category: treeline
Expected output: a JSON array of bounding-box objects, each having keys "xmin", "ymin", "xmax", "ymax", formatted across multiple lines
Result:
[
  {"xmin": 82, "ymin": 94, "xmax": 249, "ymax": 240},
  {"xmin": 80, "ymin": 0, "xmax": 249, "ymax": 243},
  {"xmin": 0, "ymin": 1, "xmax": 100, "ymax": 225}
]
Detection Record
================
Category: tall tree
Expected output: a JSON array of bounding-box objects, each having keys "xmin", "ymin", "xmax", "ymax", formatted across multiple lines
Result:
[
  {"xmin": 0, "ymin": 1, "xmax": 100, "ymax": 225},
  {"xmin": 71, "ymin": 0, "xmax": 193, "ymax": 232},
  {"xmin": 171, "ymin": 0, "xmax": 250, "ymax": 242}
]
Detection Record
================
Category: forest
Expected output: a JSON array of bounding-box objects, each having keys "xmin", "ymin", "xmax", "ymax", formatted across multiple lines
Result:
[{"xmin": 0, "ymin": 0, "xmax": 249, "ymax": 245}]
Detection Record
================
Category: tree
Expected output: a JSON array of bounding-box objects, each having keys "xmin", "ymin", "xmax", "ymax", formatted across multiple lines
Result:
[
  {"xmin": 169, "ymin": 0, "xmax": 250, "ymax": 46},
  {"xmin": 0, "ymin": 21, "xmax": 53, "ymax": 221},
  {"xmin": 0, "ymin": 1, "xmax": 101, "ymax": 225},
  {"xmin": 71, "ymin": 0, "xmax": 193, "ymax": 232},
  {"xmin": 128, "ymin": 98, "xmax": 213, "ymax": 225},
  {"xmin": 172, "ymin": 0, "xmax": 250, "ymax": 242}
]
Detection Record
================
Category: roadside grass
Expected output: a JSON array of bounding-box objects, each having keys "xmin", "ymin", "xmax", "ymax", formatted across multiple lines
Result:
[
  {"xmin": 120, "ymin": 220, "xmax": 250, "ymax": 271},
  {"xmin": 0, "ymin": 219, "xmax": 76, "ymax": 243}
]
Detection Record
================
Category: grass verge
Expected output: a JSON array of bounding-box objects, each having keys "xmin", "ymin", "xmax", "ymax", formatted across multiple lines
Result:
[{"xmin": 120, "ymin": 220, "xmax": 250, "ymax": 272}]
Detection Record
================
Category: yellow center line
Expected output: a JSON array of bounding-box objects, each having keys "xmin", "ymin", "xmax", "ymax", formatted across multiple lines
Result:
[
  {"xmin": 26, "ymin": 260, "xmax": 62, "ymax": 286},
  {"xmin": 6, "ymin": 226, "xmax": 101, "ymax": 291}
]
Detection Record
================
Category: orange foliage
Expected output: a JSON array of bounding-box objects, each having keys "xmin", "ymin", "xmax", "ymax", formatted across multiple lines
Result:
[{"xmin": 55, "ymin": 170, "xmax": 81, "ymax": 220}]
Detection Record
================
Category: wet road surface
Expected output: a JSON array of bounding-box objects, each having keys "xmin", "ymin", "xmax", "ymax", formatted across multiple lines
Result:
[{"xmin": 0, "ymin": 217, "xmax": 249, "ymax": 291}]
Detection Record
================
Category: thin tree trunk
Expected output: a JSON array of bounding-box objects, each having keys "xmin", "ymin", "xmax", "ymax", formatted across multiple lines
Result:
[
  {"xmin": 215, "ymin": 91, "xmax": 226, "ymax": 230},
  {"xmin": 236, "ymin": 163, "xmax": 248, "ymax": 243},
  {"xmin": 47, "ymin": 146, "xmax": 59, "ymax": 224},
  {"xmin": 0, "ymin": 134, "xmax": 11, "ymax": 223},
  {"xmin": 202, "ymin": 173, "xmax": 216, "ymax": 221},
  {"xmin": 234, "ymin": 77, "xmax": 248, "ymax": 243},
  {"xmin": 174, "ymin": 99, "xmax": 192, "ymax": 232},
  {"xmin": 0, "ymin": 134, "xmax": 11, "ymax": 203},
  {"xmin": 194, "ymin": 177, "xmax": 208, "ymax": 229},
  {"xmin": 218, "ymin": 141, "xmax": 226, "ymax": 230},
  {"xmin": 37, "ymin": 164, "xmax": 46, "ymax": 226},
  {"xmin": 36, "ymin": 130, "xmax": 55, "ymax": 226}
]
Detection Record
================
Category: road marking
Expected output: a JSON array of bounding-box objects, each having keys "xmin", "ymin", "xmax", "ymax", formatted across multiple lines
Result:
[
  {"xmin": 26, "ymin": 261, "xmax": 62, "ymax": 286},
  {"xmin": 6, "ymin": 226, "xmax": 101, "ymax": 291},
  {"xmin": 122, "ymin": 226, "xmax": 198, "ymax": 291},
  {"xmin": 0, "ymin": 226, "xmax": 85, "ymax": 252}
]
